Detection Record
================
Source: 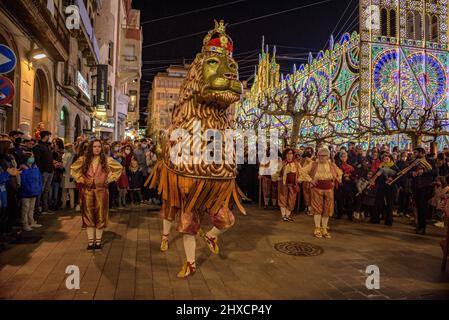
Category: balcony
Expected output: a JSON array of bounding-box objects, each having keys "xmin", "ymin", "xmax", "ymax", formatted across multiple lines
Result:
[
  {"xmin": 0, "ymin": 0, "xmax": 70, "ymax": 61},
  {"xmin": 74, "ymin": 0, "xmax": 100, "ymax": 64},
  {"xmin": 119, "ymin": 22, "xmax": 142, "ymax": 82},
  {"xmin": 62, "ymin": 63, "xmax": 79, "ymax": 97}
]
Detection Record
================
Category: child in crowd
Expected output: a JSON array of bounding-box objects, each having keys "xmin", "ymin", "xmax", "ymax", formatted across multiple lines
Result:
[
  {"xmin": 19, "ymin": 152, "xmax": 43, "ymax": 231},
  {"xmin": 117, "ymin": 167, "xmax": 129, "ymax": 208},
  {"xmin": 127, "ymin": 159, "xmax": 143, "ymax": 206}
]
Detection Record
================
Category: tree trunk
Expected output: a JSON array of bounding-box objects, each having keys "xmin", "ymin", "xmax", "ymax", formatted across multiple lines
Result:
[
  {"xmin": 410, "ymin": 134, "xmax": 423, "ymax": 148},
  {"xmin": 289, "ymin": 115, "xmax": 301, "ymax": 147}
]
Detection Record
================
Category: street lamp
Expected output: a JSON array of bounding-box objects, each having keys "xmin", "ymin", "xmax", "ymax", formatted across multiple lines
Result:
[
  {"xmin": 28, "ymin": 48, "xmax": 47, "ymax": 61},
  {"xmin": 27, "ymin": 47, "xmax": 47, "ymax": 70}
]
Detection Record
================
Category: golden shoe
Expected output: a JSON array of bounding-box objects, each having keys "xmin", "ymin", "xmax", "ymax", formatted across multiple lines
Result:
[
  {"xmin": 177, "ymin": 261, "xmax": 196, "ymax": 278},
  {"xmin": 203, "ymin": 234, "xmax": 219, "ymax": 254},
  {"xmin": 314, "ymin": 227, "xmax": 323, "ymax": 239},
  {"xmin": 321, "ymin": 227, "xmax": 332, "ymax": 239},
  {"xmin": 160, "ymin": 238, "xmax": 169, "ymax": 252}
]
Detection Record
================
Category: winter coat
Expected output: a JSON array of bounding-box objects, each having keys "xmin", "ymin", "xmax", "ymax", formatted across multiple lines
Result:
[
  {"xmin": 127, "ymin": 168, "xmax": 143, "ymax": 190},
  {"xmin": 33, "ymin": 141, "xmax": 54, "ymax": 173},
  {"xmin": 19, "ymin": 164, "xmax": 43, "ymax": 198},
  {"xmin": 52, "ymin": 150, "xmax": 64, "ymax": 183}
]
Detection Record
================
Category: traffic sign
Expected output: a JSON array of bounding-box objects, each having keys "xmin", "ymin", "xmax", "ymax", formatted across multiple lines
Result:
[
  {"xmin": 0, "ymin": 76, "xmax": 15, "ymax": 105},
  {"xmin": 0, "ymin": 44, "xmax": 17, "ymax": 75}
]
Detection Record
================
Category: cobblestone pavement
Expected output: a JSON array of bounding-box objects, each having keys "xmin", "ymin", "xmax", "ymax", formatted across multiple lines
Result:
[{"xmin": 0, "ymin": 204, "xmax": 448, "ymax": 300}]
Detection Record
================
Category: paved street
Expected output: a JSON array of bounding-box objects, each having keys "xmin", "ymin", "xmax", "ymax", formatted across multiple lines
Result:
[{"xmin": 0, "ymin": 204, "xmax": 448, "ymax": 300}]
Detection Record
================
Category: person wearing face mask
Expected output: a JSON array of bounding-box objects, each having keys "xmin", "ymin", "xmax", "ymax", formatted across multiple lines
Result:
[
  {"xmin": 32, "ymin": 131, "xmax": 55, "ymax": 215},
  {"xmin": 123, "ymin": 145, "xmax": 134, "ymax": 169},
  {"xmin": 19, "ymin": 152, "xmax": 43, "ymax": 231}
]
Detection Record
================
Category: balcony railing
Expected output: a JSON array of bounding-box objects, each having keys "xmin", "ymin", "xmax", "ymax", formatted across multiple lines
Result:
[{"xmin": 123, "ymin": 55, "xmax": 137, "ymax": 62}]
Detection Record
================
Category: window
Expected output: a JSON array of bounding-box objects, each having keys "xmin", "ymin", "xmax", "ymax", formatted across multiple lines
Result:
[
  {"xmin": 381, "ymin": 8, "xmax": 388, "ymax": 36},
  {"xmin": 431, "ymin": 16, "xmax": 439, "ymax": 42},
  {"xmin": 108, "ymin": 41, "xmax": 114, "ymax": 66},
  {"xmin": 34, "ymin": 75, "xmax": 42, "ymax": 130},
  {"xmin": 425, "ymin": 14, "xmax": 431, "ymax": 41},
  {"xmin": 124, "ymin": 45, "xmax": 136, "ymax": 61},
  {"xmin": 407, "ymin": 12, "xmax": 415, "ymax": 39},
  {"xmin": 389, "ymin": 10, "xmax": 397, "ymax": 37},
  {"xmin": 414, "ymin": 13, "xmax": 422, "ymax": 40},
  {"xmin": 128, "ymin": 90, "xmax": 137, "ymax": 112}
]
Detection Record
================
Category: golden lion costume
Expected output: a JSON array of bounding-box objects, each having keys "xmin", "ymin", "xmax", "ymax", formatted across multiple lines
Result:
[{"xmin": 146, "ymin": 20, "xmax": 245, "ymax": 277}]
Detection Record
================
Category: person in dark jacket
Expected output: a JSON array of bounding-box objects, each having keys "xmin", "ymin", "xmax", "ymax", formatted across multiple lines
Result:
[
  {"xmin": 411, "ymin": 148, "xmax": 438, "ymax": 234},
  {"xmin": 20, "ymin": 152, "xmax": 43, "ymax": 231},
  {"xmin": 347, "ymin": 142, "xmax": 358, "ymax": 166},
  {"xmin": 49, "ymin": 138, "xmax": 64, "ymax": 210},
  {"xmin": 436, "ymin": 153, "xmax": 449, "ymax": 178},
  {"xmin": 9, "ymin": 130, "xmax": 25, "ymax": 165},
  {"xmin": 396, "ymin": 151, "xmax": 412, "ymax": 216},
  {"xmin": 372, "ymin": 153, "xmax": 399, "ymax": 226},
  {"xmin": 32, "ymin": 131, "xmax": 54, "ymax": 215},
  {"xmin": 0, "ymin": 140, "xmax": 21, "ymax": 240},
  {"xmin": 127, "ymin": 159, "xmax": 143, "ymax": 206}
]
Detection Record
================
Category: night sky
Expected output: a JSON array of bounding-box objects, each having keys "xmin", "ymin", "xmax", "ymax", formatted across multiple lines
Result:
[{"xmin": 133, "ymin": 0, "xmax": 359, "ymax": 123}]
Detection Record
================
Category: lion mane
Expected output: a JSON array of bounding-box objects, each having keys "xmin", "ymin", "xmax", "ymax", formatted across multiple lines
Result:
[{"xmin": 164, "ymin": 51, "xmax": 240, "ymax": 179}]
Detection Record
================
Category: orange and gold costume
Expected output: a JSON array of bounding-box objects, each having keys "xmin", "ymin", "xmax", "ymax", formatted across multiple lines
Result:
[
  {"xmin": 301, "ymin": 161, "xmax": 342, "ymax": 217},
  {"xmin": 146, "ymin": 20, "xmax": 245, "ymax": 277},
  {"xmin": 278, "ymin": 160, "xmax": 303, "ymax": 211},
  {"xmin": 300, "ymin": 157, "xmax": 313, "ymax": 208},
  {"xmin": 146, "ymin": 20, "xmax": 245, "ymax": 236},
  {"xmin": 71, "ymin": 156, "xmax": 122, "ymax": 229}
]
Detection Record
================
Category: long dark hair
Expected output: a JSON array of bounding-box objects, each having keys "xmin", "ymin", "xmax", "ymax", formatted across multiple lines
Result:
[
  {"xmin": 81, "ymin": 139, "xmax": 109, "ymax": 175},
  {"xmin": 282, "ymin": 148, "xmax": 294, "ymax": 161}
]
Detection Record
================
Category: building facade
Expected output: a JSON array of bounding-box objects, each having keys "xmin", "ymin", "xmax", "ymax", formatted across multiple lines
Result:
[
  {"xmin": 150, "ymin": 65, "xmax": 188, "ymax": 133},
  {"xmin": 0, "ymin": 0, "xmax": 142, "ymax": 142},
  {"xmin": 236, "ymin": 0, "xmax": 449, "ymax": 148}
]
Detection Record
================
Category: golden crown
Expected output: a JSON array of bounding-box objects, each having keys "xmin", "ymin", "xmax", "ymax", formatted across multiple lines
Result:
[{"xmin": 202, "ymin": 19, "xmax": 234, "ymax": 57}]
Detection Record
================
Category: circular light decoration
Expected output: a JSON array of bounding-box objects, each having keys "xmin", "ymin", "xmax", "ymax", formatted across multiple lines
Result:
[
  {"xmin": 401, "ymin": 52, "xmax": 447, "ymax": 108},
  {"xmin": 373, "ymin": 49, "xmax": 401, "ymax": 106}
]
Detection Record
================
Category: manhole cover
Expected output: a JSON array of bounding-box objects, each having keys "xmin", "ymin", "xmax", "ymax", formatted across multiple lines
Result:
[{"xmin": 274, "ymin": 241, "xmax": 323, "ymax": 256}]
